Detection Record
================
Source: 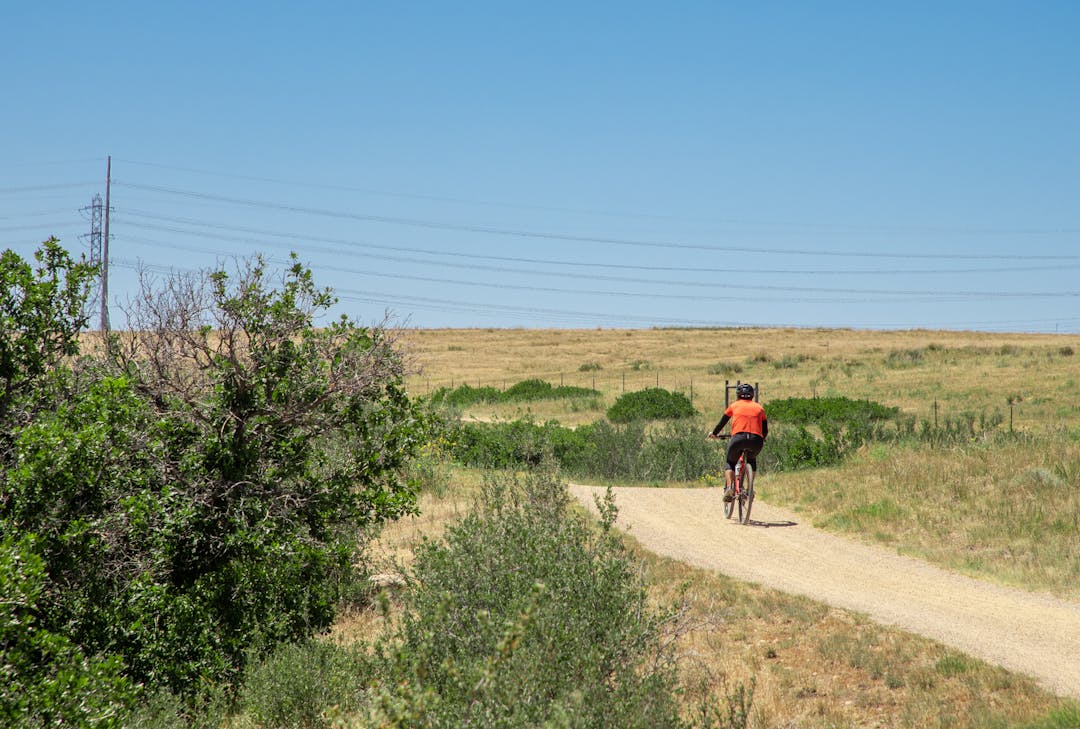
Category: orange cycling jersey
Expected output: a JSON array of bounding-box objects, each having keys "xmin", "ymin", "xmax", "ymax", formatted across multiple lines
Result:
[{"xmin": 724, "ymin": 399, "xmax": 767, "ymax": 437}]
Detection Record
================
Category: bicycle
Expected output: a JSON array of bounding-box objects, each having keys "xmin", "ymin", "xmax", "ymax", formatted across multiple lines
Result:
[{"xmin": 712, "ymin": 434, "xmax": 755, "ymax": 525}]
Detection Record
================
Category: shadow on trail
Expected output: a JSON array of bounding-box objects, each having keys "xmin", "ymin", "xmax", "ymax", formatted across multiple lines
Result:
[{"xmin": 743, "ymin": 518, "xmax": 798, "ymax": 528}]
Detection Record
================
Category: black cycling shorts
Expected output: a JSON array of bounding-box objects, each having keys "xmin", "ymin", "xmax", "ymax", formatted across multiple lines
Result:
[{"xmin": 726, "ymin": 432, "xmax": 764, "ymax": 471}]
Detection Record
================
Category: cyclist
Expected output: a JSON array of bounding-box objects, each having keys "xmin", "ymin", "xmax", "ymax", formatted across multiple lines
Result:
[{"xmin": 707, "ymin": 383, "xmax": 768, "ymax": 502}]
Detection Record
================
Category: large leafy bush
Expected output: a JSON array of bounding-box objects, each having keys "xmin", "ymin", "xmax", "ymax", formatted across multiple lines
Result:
[{"xmin": 0, "ymin": 245, "xmax": 425, "ymax": 697}]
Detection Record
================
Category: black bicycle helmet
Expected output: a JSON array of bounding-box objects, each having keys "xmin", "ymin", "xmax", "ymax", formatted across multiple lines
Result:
[{"xmin": 736, "ymin": 383, "xmax": 755, "ymax": 400}]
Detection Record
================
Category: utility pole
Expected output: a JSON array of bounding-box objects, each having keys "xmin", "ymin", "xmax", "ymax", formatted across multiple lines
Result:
[{"xmin": 100, "ymin": 155, "xmax": 112, "ymax": 333}]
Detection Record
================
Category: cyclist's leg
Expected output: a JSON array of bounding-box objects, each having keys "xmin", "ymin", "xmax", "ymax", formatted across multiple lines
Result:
[
  {"xmin": 724, "ymin": 438, "xmax": 741, "ymax": 491},
  {"xmin": 725, "ymin": 435, "xmax": 751, "ymax": 502},
  {"xmin": 742, "ymin": 434, "xmax": 764, "ymax": 470}
]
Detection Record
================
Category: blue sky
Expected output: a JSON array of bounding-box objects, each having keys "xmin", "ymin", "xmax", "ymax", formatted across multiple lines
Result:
[{"xmin": 3, "ymin": 2, "xmax": 1079, "ymax": 331}]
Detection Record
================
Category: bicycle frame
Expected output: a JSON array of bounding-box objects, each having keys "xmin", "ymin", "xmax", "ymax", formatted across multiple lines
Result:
[
  {"xmin": 713, "ymin": 433, "xmax": 755, "ymax": 524},
  {"xmin": 733, "ymin": 451, "xmax": 748, "ymax": 499}
]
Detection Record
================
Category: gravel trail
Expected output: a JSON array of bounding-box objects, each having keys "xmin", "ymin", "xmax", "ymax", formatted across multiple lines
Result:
[{"xmin": 569, "ymin": 485, "xmax": 1080, "ymax": 699}]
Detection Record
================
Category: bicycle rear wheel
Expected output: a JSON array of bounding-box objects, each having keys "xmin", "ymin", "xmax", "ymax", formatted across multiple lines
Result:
[{"xmin": 739, "ymin": 462, "xmax": 754, "ymax": 525}]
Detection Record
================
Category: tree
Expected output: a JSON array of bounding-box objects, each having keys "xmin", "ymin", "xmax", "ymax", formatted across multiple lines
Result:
[
  {"xmin": 0, "ymin": 238, "xmax": 97, "ymax": 439},
  {"xmin": 1, "ymin": 248, "xmax": 427, "ymax": 692}
]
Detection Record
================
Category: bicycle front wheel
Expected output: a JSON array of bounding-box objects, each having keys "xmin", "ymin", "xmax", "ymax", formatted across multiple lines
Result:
[
  {"xmin": 723, "ymin": 483, "xmax": 735, "ymax": 519},
  {"xmin": 739, "ymin": 462, "xmax": 754, "ymax": 525}
]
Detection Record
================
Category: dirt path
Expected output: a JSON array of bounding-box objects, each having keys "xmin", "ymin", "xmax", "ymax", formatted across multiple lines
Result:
[{"xmin": 569, "ymin": 485, "xmax": 1080, "ymax": 700}]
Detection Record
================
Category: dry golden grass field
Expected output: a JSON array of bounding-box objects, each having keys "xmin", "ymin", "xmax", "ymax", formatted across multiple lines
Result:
[
  {"xmin": 401, "ymin": 326, "xmax": 1080, "ymax": 431},
  {"xmin": 360, "ymin": 327, "xmax": 1080, "ymax": 728}
]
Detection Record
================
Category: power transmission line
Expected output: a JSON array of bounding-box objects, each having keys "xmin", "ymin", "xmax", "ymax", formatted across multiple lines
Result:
[
  {"xmin": 38, "ymin": 159, "xmax": 1074, "ymax": 332},
  {"xmin": 106, "ymin": 257, "xmax": 742, "ymax": 327},
  {"xmin": 0, "ymin": 222, "xmax": 82, "ymax": 233},
  {"xmin": 111, "ymin": 256, "xmax": 1078, "ymax": 332},
  {"xmin": 111, "ymin": 238, "xmax": 1080, "ymax": 305},
  {"xmin": 0, "ymin": 208, "xmax": 76, "ymax": 220},
  {"xmin": 113, "ymin": 180, "xmax": 1080, "ymax": 261},
  {"xmin": 112, "ymin": 157, "xmax": 1080, "ymax": 237},
  {"xmin": 0, "ymin": 182, "xmax": 98, "ymax": 193},
  {"xmin": 115, "ymin": 209, "xmax": 1080, "ymax": 277}
]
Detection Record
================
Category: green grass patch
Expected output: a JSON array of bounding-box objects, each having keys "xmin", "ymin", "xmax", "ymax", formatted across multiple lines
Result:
[
  {"xmin": 771, "ymin": 353, "xmax": 811, "ymax": 370},
  {"xmin": 885, "ymin": 348, "xmax": 925, "ymax": 368},
  {"xmin": 706, "ymin": 361, "xmax": 743, "ymax": 376},
  {"xmin": 936, "ymin": 653, "xmax": 975, "ymax": 678},
  {"xmin": 819, "ymin": 498, "xmax": 906, "ymax": 532}
]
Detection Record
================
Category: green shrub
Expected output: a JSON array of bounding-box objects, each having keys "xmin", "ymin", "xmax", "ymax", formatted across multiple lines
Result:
[
  {"xmin": 121, "ymin": 686, "xmax": 230, "ymax": 729},
  {"xmin": 639, "ymin": 420, "xmax": 720, "ymax": 481},
  {"xmin": 431, "ymin": 379, "xmax": 599, "ymax": 408},
  {"xmin": 240, "ymin": 639, "xmax": 371, "ymax": 729},
  {"xmin": 578, "ymin": 361, "xmax": 603, "ymax": 371},
  {"xmin": 430, "ymin": 384, "xmax": 503, "ymax": 408},
  {"xmin": 760, "ymin": 426, "xmax": 844, "ymax": 472},
  {"xmin": 0, "ymin": 535, "xmax": 137, "ymax": 729},
  {"xmin": 766, "ymin": 396, "xmax": 899, "ymax": 425},
  {"xmin": 504, "ymin": 378, "xmax": 595, "ymax": 401},
  {"xmin": 576, "ymin": 419, "xmax": 717, "ymax": 482},
  {"xmin": 547, "ymin": 420, "xmax": 598, "ymax": 471},
  {"xmin": 368, "ymin": 466, "xmax": 683, "ymax": 727},
  {"xmin": 451, "ymin": 418, "xmax": 719, "ymax": 483},
  {"xmin": 607, "ymin": 388, "xmax": 696, "ymax": 423},
  {"xmin": 452, "ymin": 420, "xmax": 564, "ymax": 469},
  {"xmin": 572, "ymin": 420, "xmax": 649, "ymax": 480}
]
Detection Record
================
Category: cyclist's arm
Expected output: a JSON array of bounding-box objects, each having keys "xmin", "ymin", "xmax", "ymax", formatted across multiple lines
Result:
[
  {"xmin": 762, "ymin": 417, "xmax": 768, "ymax": 440},
  {"xmin": 710, "ymin": 414, "xmax": 731, "ymax": 437}
]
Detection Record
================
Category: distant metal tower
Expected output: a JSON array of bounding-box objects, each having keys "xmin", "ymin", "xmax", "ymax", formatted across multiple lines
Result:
[
  {"xmin": 81, "ymin": 194, "xmax": 104, "ymax": 320},
  {"xmin": 86, "ymin": 193, "xmax": 104, "ymax": 265}
]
